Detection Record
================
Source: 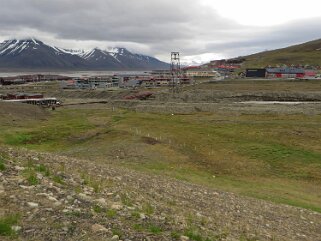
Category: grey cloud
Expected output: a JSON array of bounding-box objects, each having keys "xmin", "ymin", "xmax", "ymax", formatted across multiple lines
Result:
[
  {"xmin": 0, "ymin": 0, "xmax": 320, "ymax": 61},
  {"xmin": 205, "ymin": 17, "xmax": 321, "ymax": 58},
  {"xmin": 0, "ymin": 0, "xmax": 235, "ymax": 42}
]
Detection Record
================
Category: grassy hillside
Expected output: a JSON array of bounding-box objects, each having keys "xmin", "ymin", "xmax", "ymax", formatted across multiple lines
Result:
[
  {"xmin": 239, "ymin": 39, "xmax": 321, "ymax": 68},
  {"xmin": 1, "ymin": 103, "xmax": 321, "ymax": 212}
]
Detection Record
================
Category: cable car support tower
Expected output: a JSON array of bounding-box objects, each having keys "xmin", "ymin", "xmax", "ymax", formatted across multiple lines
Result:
[{"xmin": 170, "ymin": 52, "xmax": 181, "ymax": 93}]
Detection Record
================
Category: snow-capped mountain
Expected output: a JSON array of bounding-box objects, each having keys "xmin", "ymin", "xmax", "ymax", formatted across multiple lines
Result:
[
  {"xmin": 0, "ymin": 38, "xmax": 168, "ymax": 70},
  {"xmin": 0, "ymin": 39, "xmax": 87, "ymax": 69},
  {"xmin": 74, "ymin": 47, "xmax": 168, "ymax": 70}
]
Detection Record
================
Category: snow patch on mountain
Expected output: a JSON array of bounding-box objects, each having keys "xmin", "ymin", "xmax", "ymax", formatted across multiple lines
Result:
[
  {"xmin": 0, "ymin": 39, "xmax": 43, "ymax": 56},
  {"xmin": 107, "ymin": 47, "xmax": 120, "ymax": 54}
]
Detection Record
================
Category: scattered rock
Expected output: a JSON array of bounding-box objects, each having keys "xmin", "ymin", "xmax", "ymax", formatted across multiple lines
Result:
[
  {"xmin": 111, "ymin": 203, "xmax": 123, "ymax": 210},
  {"xmin": 66, "ymin": 195, "xmax": 74, "ymax": 200},
  {"xmin": 11, "ymin": 225, "xmax": 22, "ymax": 232},
  {"xmin": 48, "ymin": 196, "xmax": 59, "ymax": 202},
  {"xmin": 91, "ymin": 223, "xmax": 109, "ymax": 233},
  {"xmin": 54, "ymin": 201, "xmax": 62, "ymax": 207},
  {"xmin": 36, "ymin": 193, "xmax": 49, "ymax": 197},
  {"xmin": 0, "ymin": 184, "xmax": 4, "ymax": 194},
  {"xmin": 180, "ymin": 235, "xmax": 190, "ymax": 241},
  {"xmin": 14, "ymin": 166, "xmax": 25, "ymax": 171},
  {"xmin": 27, "ymin": 202, "xmax": 39, "ymax": 208},
  {"xmin": 78, "ymin": 193, "xmax": 92, "ymax": 202},
  {"xmin": 36, "ymin": 173, "xmax": 44, "ymax": 180},
  {"xmin": 111, "ymin": 234, "xmax": 120, "ymax": 241},
  {"xmin": 62, "ymin": 227, "xmax": 69, "ymax": 232},
  {"xmin": 95, "ymin": 198, "xmax": 107, "ymax": 207},
  {"xmin": 139, "ymin": 213, "xmax": 146, "ymax": 220},
  {"xmin": 20, "ymin": 185, "xmax": 35, "ymax": 190}
]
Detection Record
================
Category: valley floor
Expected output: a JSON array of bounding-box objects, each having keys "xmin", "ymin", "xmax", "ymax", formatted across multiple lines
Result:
[{"xmin": 1, "ymin": 79, "xmax": 321, "ymax": 240}]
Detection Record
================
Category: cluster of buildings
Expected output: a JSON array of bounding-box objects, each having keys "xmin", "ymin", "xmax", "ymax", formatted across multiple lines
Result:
[
  {"xmin": 206, "ymin": 59, "xmax": 242, "ymax": 76},
  {"xmin": 182, "ymin": 67, "xmax": 221, "ymax": 78},
  {"xmin": 61, "ymin": 76, "xmax": 120, "ymax": 89},
  {"xmin": 246, "ymin": 67, "xmax": 319, "ymax": 79},
  {"xmin": 0, "ymin": 93, "xmax": 59, "ymax": 106},
  {"xmin": 0, "ymin": 74, "xmax": 69, "ymax": 85},
  {"xmin": 199, "ymin": 58, "xmax": 321, "ymax": 80},
  {"xmin": 180, "ymin": 59, "xmax": 242, "ymax": 79},
  {"xmin": 61, "ymin": 71, "xmax": 195, "ymax": 90}
]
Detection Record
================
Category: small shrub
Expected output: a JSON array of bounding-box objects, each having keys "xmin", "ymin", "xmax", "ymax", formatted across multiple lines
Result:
[
  {"xmin": 131, "ymin": 211, "xmax": 140, "ymax": 219},
  {"xmin": 0, "ymin": 222, "xmax": 12, "ymax": 236},
  {"xmin": 121, "ymin": 194, "xmax": 133, "ymax": 206},
  {"xmin": 112, "ymin": 115, "xmax": 123, "ymax": 122},
  {"xmin": 52, "ymin": 175, "xmax": 65, "ymax": 185},
  {"xmin": 0, "ymin": 214, "xmax": 20, "ymax": 237},
  {"xmin": 65, "ymin": 211, "xmax": 82, "ymax": 217},
  {"xmin": 27, "ymin": 172, "xmax": 39, "ymax": 186},
  {"xmin": 184, "ymin": 228, "xmax": 213, "ymax": 241},
  {"xmin": 148, "ymin": 224, "xmax": 162, "ymax": 234},
  {"xmin": 91, "ymin": 181, "xmax": 101, "ymax": 193},
  {"xmin": 5, "ymin": 133, "xmax": 33, "ymax": 145},
  {"xmin": 59, "ymin": 163, "xmax": 66, "ymax": 172},
  {"xmin": 184, "ymin": 229, "xmax": 202, "ymax": 241},
  {"xmin": 111, "ymin": 228, "xmax": 123, "ymax": 237},
  {"xmin": 80, "ymin": 173, "xmax": 101, "ymax": 193},
  {"xmin": 133, "ymin": 223, "xmax": 144, "ymax": 231},
  {"xmin": 0, "ymin": 159, "xmax": 5, "ymax": 171},
  {"xmin": 35, "ymin": 164, "xmax": 50, "ymax": 176},
  {"xmin": 74, "ymin": 186, "xmax": 82, "ymax": 194},
  {"xmin": 106, "ymin": 209, "xmax": 117, "ymax": 218},
  {"xmin": 240, "ymin": 234, "xmax": 260, "ymax": 241},
  {"xmin": 171, "ymin": 231, "xmax": 181, "ymax": 239},
  {"xmin": 92, "ymin": 205, "xmax": 103, "ymax": 213},
  {"xmin": 142, "ymin": 203, "xmax": 154, "ymax": 215},
  {"xmin": 26, "ymin": 160, "xmax": 35, "ymax": 169},
  {"xmin": 80, "ymin": 173, "xmax": 89, "ymax": 185}
]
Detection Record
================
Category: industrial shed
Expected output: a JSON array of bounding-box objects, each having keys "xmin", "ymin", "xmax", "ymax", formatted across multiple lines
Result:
[{"xmin": 246, "ymin": 69, "xmax": 266, "ymax": 78}]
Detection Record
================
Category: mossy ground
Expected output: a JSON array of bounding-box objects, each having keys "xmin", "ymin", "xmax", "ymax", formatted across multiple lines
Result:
[{"xmin": 0, "ymin": 105, "xmax": 320, "ymax": 212}]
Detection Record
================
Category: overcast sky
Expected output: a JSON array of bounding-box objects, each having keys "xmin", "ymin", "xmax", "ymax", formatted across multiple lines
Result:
[{"xmin": 0, "ymin": 0, "xmax": 321, "ymax": 64}]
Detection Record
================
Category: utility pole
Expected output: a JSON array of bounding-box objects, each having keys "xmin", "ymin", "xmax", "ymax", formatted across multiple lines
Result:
[{"xmin": 170, "ymin": 52, "xmax": 181, "ymax": 94}]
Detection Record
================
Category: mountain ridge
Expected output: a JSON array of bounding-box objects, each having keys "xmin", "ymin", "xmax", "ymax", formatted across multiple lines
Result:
[
  {"xmin": 202, "ymin": 38, "xmax": 321, "ymax": 69},
  {"xmin": 242, "ymin": 38, "xmax": 321, "ymax": 67},
  {"xmin": 233, "ymin": 38, "xmax": 321, "ymax": 68},
  {"xmin": 0, "ymin": 38, "xmax": 169, "ymax": 70}
]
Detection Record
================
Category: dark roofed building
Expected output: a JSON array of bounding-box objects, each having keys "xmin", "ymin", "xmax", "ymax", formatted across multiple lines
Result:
[{"xmin": 246, "ymin": 68, "xmax": 266, "ymax": 78}]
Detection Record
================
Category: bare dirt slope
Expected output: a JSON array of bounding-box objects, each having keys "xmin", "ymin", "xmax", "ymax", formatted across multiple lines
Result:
[
  {"xmin": 0, "ymin": 102, "xmax": 48, "ymax": 123},
  {"xmin": 1, "ymin": 146, "xmax": 320, "ymax": 241}
]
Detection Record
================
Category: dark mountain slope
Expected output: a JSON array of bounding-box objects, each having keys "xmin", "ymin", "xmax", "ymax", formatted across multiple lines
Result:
[{"xmin": 0, "ymin": 39, "xmax": 87, "ymax": 70}]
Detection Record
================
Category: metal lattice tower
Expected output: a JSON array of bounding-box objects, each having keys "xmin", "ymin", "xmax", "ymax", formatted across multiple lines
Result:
[{"xmin": 170, "ymin": 52, "xmax": 181, "ymax": 91}]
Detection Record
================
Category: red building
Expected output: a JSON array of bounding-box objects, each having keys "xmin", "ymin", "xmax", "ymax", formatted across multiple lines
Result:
[{"xmin": 5, "ymin": 93, "xmax": 43, "ymax": 100}]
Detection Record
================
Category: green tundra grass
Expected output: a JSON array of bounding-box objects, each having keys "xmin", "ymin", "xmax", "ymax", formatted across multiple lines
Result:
[{"xmin": 1, "ymin": 106, "xmax": 321, "ymax": 212}]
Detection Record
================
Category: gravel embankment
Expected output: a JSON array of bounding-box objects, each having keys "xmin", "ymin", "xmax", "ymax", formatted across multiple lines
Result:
[{"xmin": 1, "ymin": 147, "xmax": 320, "ymax": 241}]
